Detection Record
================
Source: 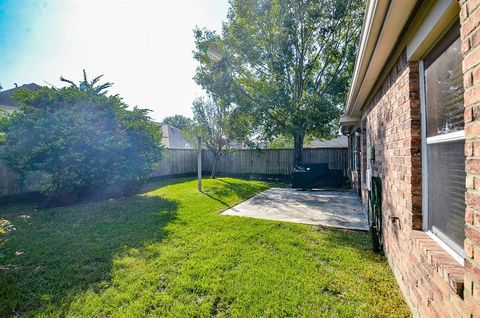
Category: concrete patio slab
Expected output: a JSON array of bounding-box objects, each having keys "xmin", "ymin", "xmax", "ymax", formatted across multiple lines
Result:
[{"xmin": 222, "ymin": 188, "xmax": 368, "ymax": 231}]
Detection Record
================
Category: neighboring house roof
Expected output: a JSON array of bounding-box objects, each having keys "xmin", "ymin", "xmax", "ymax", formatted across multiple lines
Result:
[
  {"xmin": 0, "ymin": 83, "xmax": 41, "ymax": 113},
  {"xmin": 308, "ymin": 136, "xmax": 348, "ymax": 148},
  {"xmin": 160, "ymin": 124, "xmax": 192, "ymax": 149}
]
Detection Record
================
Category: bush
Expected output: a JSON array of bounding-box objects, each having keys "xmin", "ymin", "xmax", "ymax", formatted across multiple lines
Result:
[
  {"xmin": 0, "ymin": 87, "xmax": 163, "ymax": 203},
  {"xmin": 0, "ymin": 218, "xmax": 14, "ymax": 254}
]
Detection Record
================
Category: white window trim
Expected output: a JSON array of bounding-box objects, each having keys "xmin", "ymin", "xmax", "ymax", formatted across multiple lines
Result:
[
  {"xmin": 426, "ymin": 130, "xmax": 465, "ymax": 144},
  {"xmin": 426, "ymin": 230, "xmax": 465, "ymax": 265},
  {"xmin": 420, "ymin": 60, "xmax": 465, "ymax": 265}
]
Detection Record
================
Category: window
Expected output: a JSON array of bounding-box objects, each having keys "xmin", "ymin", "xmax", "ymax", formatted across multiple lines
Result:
[
  {"xmin": 421, "ymin": 24, "xmax": 466, "ymax": 260},
  {"xmin": 352, "ymin": 132, "xmax": 360, "ymax": 172}
]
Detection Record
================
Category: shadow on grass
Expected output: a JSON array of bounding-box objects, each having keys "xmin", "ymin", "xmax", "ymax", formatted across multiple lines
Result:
[
  {"xmin": 212, "ymin": 178, "xmax": 268, "ymax": 199},
  {"xmin": 0, "ymin": 194, "xmax": 178, "ymax": 317},
  {"xmin": 200, "ymin": 190, "xmax": 233, "ymax": 208},
  {"xmin": 199, "ymin": 178, "xmax": 269, "ymax": 210},
  {"xmin": 140, "ymin": 176, "xmax": 196, "ymax": 193},
  {"xmin": 312, "ymin": 226, "xmax": 387, "ymax": 263}
]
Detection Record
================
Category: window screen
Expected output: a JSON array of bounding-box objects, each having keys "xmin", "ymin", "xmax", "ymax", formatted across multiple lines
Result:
[
  {"xmin": 424, "ymin": 23, "xmax": 466, "ymax": 253},
  {"xmin": 427, "ymin": 140, "xmax": 466, "ymax": 247},
  {"xmin": 425, "ymin": 27, "xmax": 464, "ymax": 137}
]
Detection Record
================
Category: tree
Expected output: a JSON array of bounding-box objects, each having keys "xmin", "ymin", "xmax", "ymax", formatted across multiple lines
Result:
[
  {"xmin": 268, "ymin": 134, "xmax": 317, "ymax": 149},
  {"xmin": 161, "ymin": 114, "xmax": 192, "ymax": 131},
  {"xmin": 188, "ymin": 97, "xmax": 242, "ymax": 178},
  {"xmin": 194, "ymin": 0, "xmax": 363, "ymax": 166},
  {"xmin": 0, "ymin": 74, "xmax": 163, "ymax": 204},
  {"xmin": 60, "ymin": 69, "xmax": 113, "ymax": 95}
]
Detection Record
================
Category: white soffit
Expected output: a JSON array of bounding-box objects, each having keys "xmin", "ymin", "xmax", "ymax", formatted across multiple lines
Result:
[{"xmin": 344, "ymin": 0, "xmax": 417, "ymax": 119}]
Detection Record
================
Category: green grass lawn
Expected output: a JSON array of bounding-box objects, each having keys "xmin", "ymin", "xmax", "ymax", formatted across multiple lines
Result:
[{"xmin": 0, "ymin": 178, "xmax": 410, "ymax": 317}]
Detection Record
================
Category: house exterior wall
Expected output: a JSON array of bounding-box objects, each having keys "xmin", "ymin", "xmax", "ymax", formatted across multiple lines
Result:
[
  {"xmin": 351, "ymin": 1, "xmax": 480, "ymax": 315},
  {"xmin": 359, "ymin": 51, "xmax": 467, "ymax": 317},
  {"xmin": 461, "ymin": 0, "xmax": 480, "ymax": 316}
]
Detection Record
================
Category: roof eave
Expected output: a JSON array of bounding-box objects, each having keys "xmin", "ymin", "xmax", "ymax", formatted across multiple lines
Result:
[{"xmin": 343, "ymin": 0, "xmax": 418, "ymax": 120}]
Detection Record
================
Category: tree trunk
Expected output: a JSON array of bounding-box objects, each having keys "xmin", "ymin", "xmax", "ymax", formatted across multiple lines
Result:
[
  {"xmin": 293, "ymin": 133, "xmax": 304, "ymax": 167},
  {"xmin": 211, "ymin": 156, "xmax": 218, "ymax": 179}
]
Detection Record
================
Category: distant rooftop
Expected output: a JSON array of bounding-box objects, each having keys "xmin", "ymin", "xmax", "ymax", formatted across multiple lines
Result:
[
  {"xmin": 0, "ymin": 83, "xmax": 41, "ymax": 109},
  {"xmin": 308, "ymin": 136, "xmax": 348, "ymax": 148},
  {"xmin": 159, "ymin": 124, "xmax": 192, "ymax": 149}
]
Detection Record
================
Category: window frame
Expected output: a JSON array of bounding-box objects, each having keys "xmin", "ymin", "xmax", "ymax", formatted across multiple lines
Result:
[
  {"xmin": 352, "ymin": 132, "xmax": 360, "ymax": 172},
  {"xmin": 419, "ymin": 26, "xmax": 466, "ymax": 265}
]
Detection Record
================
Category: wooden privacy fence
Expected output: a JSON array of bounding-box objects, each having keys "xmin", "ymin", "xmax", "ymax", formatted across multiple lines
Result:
[
  {"xmin": 0, "ymin": 148, "xmax": 348, "ymax": 196},
  {"xmin": 0, "ymin": 147, "xmax": 22, "ymax": 196},
  {"xmin": 151, "ymin": 149, "xmax": 198, "ymax": 177},
  {"xmin": 152, "ymin": 148, "xmax": 348, "ymax": 178},
  {"xmin": 202, "ymin": 148, "xmax": 348, "ymax": 177}
]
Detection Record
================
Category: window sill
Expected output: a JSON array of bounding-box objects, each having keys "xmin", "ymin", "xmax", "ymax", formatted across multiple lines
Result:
[
  {"xmin": 411, "ymin": 231, "xmax": 465, "ymax": 298},
  {"xmin": 426, "ymin": 230, "xmax": 464, "ymax": 265}
]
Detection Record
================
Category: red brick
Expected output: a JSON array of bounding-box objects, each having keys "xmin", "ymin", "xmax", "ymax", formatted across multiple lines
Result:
[
  {"xmin": 474, "ymin": 140, "xmax": 480, "ymax": 156},
  {"xmin": 466, "ymin": 121, "xmax": 480, "ymax": 137},
  {"xmin": 465, "ymin": 85, "xmax": 480, "ymax": 106},
  {"xmin": 467, "ymin": 226, "xmax": 480, "ymax": 247},
  {"xmin": 467, "ymin": 239, "xmax": 475, "ymax": 259},
  {"xmin": 472, "ymin": 67, "xmax": 480, "ymax": 87},
  {"xmin": 473, "ymin": 213, "xmax": 480, "ymax": 227},
  {"xmin": 445, "ymin": 300, "xmax": 463, "ymax": 318},
  {"xmin": 467, "ymin": 206, "xmax": 475, "ymax": 225},
  {"xmin": 466, "ymin": 71, "xmax": 475, "ymax": 88},
  {"xmin": 463, "ymin": 37, "xmax": 472, "ymax": 55},
  {"xmin": 474, "ymin": 105, "xmax": 480, "ymax": 121},
  {"xmin": 462, "ymin": 8, "xmax": 480, "ymax": 38},
  {"xmin": 461, "ymin": 2, "xmax": 469, "ymax": 22},
  {"xmin": 474, "ymin": 245, "xmax": 480, "ymax": 265},
  {"xmin": 466, "ymin": 107, "xmax": 474, "ymax": 123},
  {"xmin": 467, "ymin": 141, "xmax": 475, "ymax": 157},
  {"xmin": 464, "ymin": 47, "xmax": 480, "ymax": 72},
  {"xmin": 467, "ymin": 159, "xmax": 480, "ymax": 174},
  {"xmin": 468, "ymin": 0, "xmax": 480, "ymax": 15},
  {"xmin": 466, "ymin": 259, "xmax": 480, "ymax": 284},
  {"xmin": 467, "ymin": 192, "xmax": 480, "ymax": 209},
  {"xmin": 470, "ymin": 26, "xmax": 480, "ymax": 50},
  {"xmin": 466, "ymin": 293, "xmax": 480, "ymax": 318}
]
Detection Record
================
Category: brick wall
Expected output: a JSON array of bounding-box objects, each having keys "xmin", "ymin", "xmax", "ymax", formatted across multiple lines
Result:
[
  {"xmin": 345, "ymin": 1, "xmax": 480, "ymax": 316},
  {"xmin": 359, "ymin": 48, "xmax": 467, "ymax": 316},
  {"xmin": 461, "ymin": 0, "xmax": 480, "ymax": 316}
]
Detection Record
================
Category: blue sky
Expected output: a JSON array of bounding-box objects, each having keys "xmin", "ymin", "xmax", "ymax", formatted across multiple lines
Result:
[{"xmin": 0, "ymin": 0, "xmax": 229, "ymax": 121}]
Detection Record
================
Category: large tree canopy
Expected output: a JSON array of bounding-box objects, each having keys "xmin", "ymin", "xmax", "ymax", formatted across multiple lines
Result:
[
  {"xmin": 194, "ymin": 0, "xmax": 363, "ymax": 165},
  {"xmin": 0, "ymin": 75, "xmax": 163, "ymax": 204}
]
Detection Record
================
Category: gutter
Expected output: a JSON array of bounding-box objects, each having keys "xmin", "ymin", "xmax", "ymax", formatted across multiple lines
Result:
[
  {"xmin": 344, "ymin": 0, "xmax": 388, "ymax": 116},
  {"xmin": 341, "ymin": 0, "xmax": 418, "ymax": 129}
]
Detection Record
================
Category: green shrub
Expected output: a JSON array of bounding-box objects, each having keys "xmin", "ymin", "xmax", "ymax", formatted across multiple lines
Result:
[
  {"xmin": 0, "ymin": 218, "xmax": 14, "ymax": 263},
  {"xmin": 0, "ymin": 87, "xmax": 163, "ymax": 203}
]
